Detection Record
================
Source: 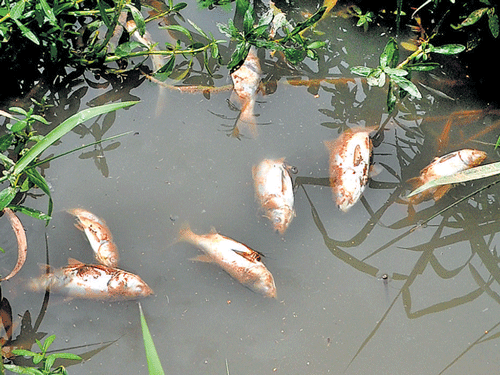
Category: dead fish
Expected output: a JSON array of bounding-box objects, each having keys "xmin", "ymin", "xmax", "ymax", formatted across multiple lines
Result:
[
  {"xmin": 230, "ymin": 47, "xmax": 261, "ymax": 137},
  {"xmin": 252, "ymin": 158, "xmax": 295, "ymax": 234},
  {"xmin": 67, "ymin": 208, "xmax": 119, "ymax": 268},
  {"xmin": 407, "ymin": 149, "xmax": 487, "ymax": 204},
  {"xmin": 28, "ymin": 259, "xmax": 153, "ymax": 301},
  {"xmin": 324, "ymin": 127, "xmax": 374, "ymax": 212},
  {"xmin": 178, "ymin": 225, "xmax": 277, "ymax": 298}
]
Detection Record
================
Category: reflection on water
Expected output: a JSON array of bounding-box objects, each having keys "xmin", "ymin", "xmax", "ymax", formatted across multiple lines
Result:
[{"xmin": 2, "ymin": 3, "xmax": 500, "ymax": 375}]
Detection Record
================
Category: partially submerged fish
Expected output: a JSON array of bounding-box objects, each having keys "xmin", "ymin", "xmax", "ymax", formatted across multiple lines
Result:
[
  {"xmin": 28, "ymin": 260, "xmax": 153, "ymax": 301},
  {"xmin": 324, "ymin": 127, "xmax": 374, "ymax": 212},
  {"xmin": 230, "ymin": 47, "xmax": 262, "ymax": 137},
  {"xmin": 406, "ymin": 149, "xmax": 487, "ymax": 204},
  {"xmin": 68, "ymin": 208, "xmax": 119, "ymax": 268},
  {"xmin": 252, "ymin": 158, "xmax": 295, "ymax": 234},
  {"xmin": 178, "ymin": 226, "xmax": 277, "ymax": 298}
]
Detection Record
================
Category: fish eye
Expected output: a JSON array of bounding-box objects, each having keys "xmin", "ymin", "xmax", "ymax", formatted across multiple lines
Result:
[
  {"xmin": 289, "ymin": 166, "xmax": 298, "ymax": 174},
  {"xmin": 274, "ymin": 217, "xmax": 282, "ymax": 224}
]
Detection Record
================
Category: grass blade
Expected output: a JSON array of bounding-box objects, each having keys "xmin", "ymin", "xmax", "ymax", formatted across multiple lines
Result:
[
  {"xmin": 407, "ymin": 162, "xmax": 500, "ymax": 198},
  {"xmin": 138, "ymin": 303, "xmax": 165, "ymax": 375},
  {"xmin": 13, "ymin": 101, "xmax": 138, "ymax": 176}
]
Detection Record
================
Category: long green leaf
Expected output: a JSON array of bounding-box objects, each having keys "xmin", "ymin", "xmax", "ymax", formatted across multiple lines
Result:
[
  {"xmin": 13, "ymin": 101, "xmax": 138, "ymax": 176},
  {"xmin": 139, "ymin": 303, "xmax": 165, "ymax": 375},
  {"xmin": 407, "ymin": 162, "xmax": 500, "ymax": 198}
]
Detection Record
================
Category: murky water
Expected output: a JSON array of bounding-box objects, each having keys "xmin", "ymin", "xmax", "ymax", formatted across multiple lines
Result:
[{"xmin": 2, "ymin": 2, "xmax": 500, "ymax": 374}]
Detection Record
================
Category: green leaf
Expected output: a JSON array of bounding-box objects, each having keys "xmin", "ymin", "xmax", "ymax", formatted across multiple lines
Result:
[
  {"xmin": 0, "ymin": 187, "xmax": 18, "ymax": 211},
  {"xmin": 407, "ymin": 162, "xmax": 500, "ymax": 198},
  {"xmin": 156, "ymin": 56, "xmax": 175, "ymax": 76},
  {"xmin": 431, "ymin": 44, "xmax": 466, "ymax": 55},
  {"xmin": 115, "ymin": 41, "xmax": 147, "ymax": 57},
  {"xmin": 7, "ymin": 205, "xmax": 51, "ymax": 221},
  {"xmin": 25, "ymin": 168, "xmax": 53, "ymax": 219},
  {"xmin": 139, "ymin": 303, "xmax": 165, "ymax": 375},
  {"xmin": 10, "ymin": 0, "xmax": 25, "ymax": 19},
  {"xmin": 10, "ymin": 120, "xmax": 28, "ymax": 133},
  {"xmin": 460, "ymin": 7, "xmax": 489, "ymax": 28},
  {"xmin": 390, "ymin": 75, "xmax": 421, "ymax": 98},
  {"xmin": 13, "ymin": 102, "xmax": 138, "ymax": 176},
  {"xmin": 406, "ymin": 62, "xmax": 440, "ymax": 71},
  {"xmin": 10, "ymin": 349, "xmax": 36, "ymax": 357},
  {"xmin": 288, "ymin": 6, "xmax": 326, "ymax": 37},
  {"xmin": 187, "ymin": 19, "xmax": 209, "ymax": 40},
  {"xmin": 13, "ymin": 19, "xmax": 39, "ymax": 45},
  {"xmin": 307, "ymin": 40, "xmax": 326, "ymax": 49},
  {"xmin": 387, "ymin": 81, "xmax": 397, "ymax": 113},
  {"xmin": 39, "ymin": 0, "xmax": 57, "ymax": 24},
  {"xmin": 0, "ymin": 134, "xmax": 14, "ymax": 152},
  {"xmin": 161, "ymin": 24, "xmax": 193, "ymax": 41},
  {"xmin": 351, "ymin": 66, "xmax": 374, "ymax": 77},
  {"xmin": 127, "ymin": 4, "xmax": 146, "ymax": 36},
  {"xmin": 488, "ymin": 9, "xmax": 499, "ymax": 38},
  {"xmin": 243, "ymin": 4, "xmax": 255, "ymax": 35},
  {"xmin": 97, "ymin": 0, "xmax": 112, "ymax": 29},
  {"xmin": 380, "ymin": 38, "xmax": 398, "ymax": 68},
  {"xmin": 384, "ymin": 67, "xmax": 408, "ymax": 76},
  {"xmin": 3, "ymin": 364, "xmax": 44, "ymax": 375}
]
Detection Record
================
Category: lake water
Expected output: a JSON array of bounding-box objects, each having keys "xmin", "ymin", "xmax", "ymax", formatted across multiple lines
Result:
[{"xmin": 2, "ymin": 2, "xmax": 500, "ymax": 374}]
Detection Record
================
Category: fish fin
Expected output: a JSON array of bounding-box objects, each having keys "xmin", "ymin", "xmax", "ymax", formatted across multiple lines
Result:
[
  {"xmin": 190, "ymin": 254, "xmax": 213, "ymax": 263},
  {"xmin": 232, "ymin": 249, "xmax": 263, "ymax": 263},
  {"xmin": 406, "ymin": 176, "xmax": 422, "ymax": 189},
  {"xmin": 433, "ymin": 184, "xmax": 452, "ymax": 201},
  {"xmin": 67, "ymin": 258, "xmax": 83, "ymax": 265},
  {"xmin": 209, "ymin": 226, "xmax": 218, "ymax": 234}
]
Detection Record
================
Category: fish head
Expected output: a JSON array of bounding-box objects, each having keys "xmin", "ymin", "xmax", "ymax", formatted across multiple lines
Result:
[
  {"xmin": 249, "ymin": 265, "xmax": 277, "ymax": 298},
  {"xmin": 459, "ymin": 149, "xmax": 487, "ymax": 166},
  {"xmin": 96, "ymin": 242, "xmax": 119, "ymax": 268},
  {"xmin": 269, "ymin": 206, "xmax": 294, "ymax": 234},
  {"xmin": 108, "ymin": 272, "xmax": 153, "ymax": 299}
]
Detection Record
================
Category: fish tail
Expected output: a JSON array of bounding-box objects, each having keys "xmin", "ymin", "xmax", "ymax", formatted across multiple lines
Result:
[
  {"xmin": 238, "ymin": 100, "xmax": 258, "ymax": 137},
  {"xmin": 177, "ymin": 222, "xmax": 197, "ymax": 245},
  {"xmin": 406, "ymin": 176, "xmax": 423, "ymax": 189}
]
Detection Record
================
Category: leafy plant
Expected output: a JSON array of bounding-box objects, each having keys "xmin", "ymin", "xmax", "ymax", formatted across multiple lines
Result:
[
  {"xmin": 4, "ymin": 335, "xmax": 81, "ymax": 375},
  {"xmin": 0, "ymin": 101, "xmax": 138, "ymax": 223},
  {"xmin": 351, "ymin": 37, "xmax": 465, "ymax": 112},
  {"xmin": 217, "ymin": 2, "xmax": 327, "ymax": 70},
  {"xmin": 452, "ymin": 0, "xmax": 499, "ymax": 40}
]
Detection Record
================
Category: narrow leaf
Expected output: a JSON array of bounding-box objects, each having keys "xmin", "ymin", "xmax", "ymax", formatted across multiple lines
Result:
[
  {"xmin": 13, "ymin": 101, "xmax": 138, "ymax": 176},
  {"xmin": 139, "ymin": 303, "xmax": 165, "ymax": 375},
  {"xmin": 407, "ymin": 162, "xmax": 500, "ymax": 198}
]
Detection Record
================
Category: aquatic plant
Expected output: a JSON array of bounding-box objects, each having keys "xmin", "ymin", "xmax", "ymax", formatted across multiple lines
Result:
[
  {"xmin": 3, "ymin": 335, "xmax": 81, "ymax": 375},
  {"xmin": 351, "ymin": 37, "xmax": 465, "ymax": 113},
  {"xmin": 0, "ymin": 101, "xmax": 138, "ymax": 223}
]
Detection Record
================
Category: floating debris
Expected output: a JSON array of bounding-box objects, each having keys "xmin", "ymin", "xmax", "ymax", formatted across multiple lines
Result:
[
  {"xmin": 324, "ymin": 127, "xmax": 374, "ymax": 212},
  {"xmin": 178, "ymin": 225, "xmax": 276, "ymax": 298},
  {"xmin": 252, "ymin": 158, "xmax": 295, "ymax": 234}
]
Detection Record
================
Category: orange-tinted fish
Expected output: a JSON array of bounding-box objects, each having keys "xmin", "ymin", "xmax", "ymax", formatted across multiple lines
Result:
[
  {"xmin": 28, "ymin": 260, "xmax": 153, "ymax": 301},
  {"xmin": 231, "ymin": 47, "xmax": 261, "ymax": 137},
  {"xmin": 324, "ymin": 127, "xmax": 374, "ymax": 211},
  {"xmin": 407, "ymin": 149, "xmax": 487, "ymax": 204},
  {"xmin": 252, "ymin": 158, "xmax": 295, "ymax": 234},
  {"xmin": 178, "ymin": 225, "xmax": 276, "ymax": 298},
  {"xmin": 68, "ymin": 208, "xmax": 119, "ymax": 268}
]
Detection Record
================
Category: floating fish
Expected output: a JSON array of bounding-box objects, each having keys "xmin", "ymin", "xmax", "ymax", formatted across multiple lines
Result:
[
  {"xmin": 68, "ymin": 208, "xmax": 119, "ymax": 268},
  {"xmin": 324, "ymin": 127, "xmax": 374, "ymax": 212},
  {"xmin": 28, "ymin": 260, "xmax": 153, "ymax": 301},
  {"xmin": 406, "ymin": 149, "xmax": 487, "ymax": 204},
  {"xmin": 231, "ymin": 47, "xmax": 261, "ymax": 137},
  {"xmin": 252, "ymin": 158, "xmax": 295, "ymax": 234},
  {"xmin": 178, "ymin": 225, "xmax": 276, "ymax": 298}
]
